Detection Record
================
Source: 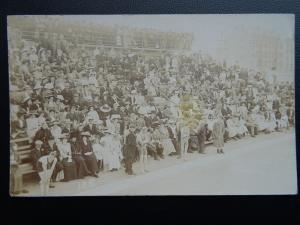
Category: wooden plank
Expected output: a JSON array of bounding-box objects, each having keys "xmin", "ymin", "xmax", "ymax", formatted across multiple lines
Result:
[
  {"xmin": 10, "ymin": 137, "xmax": 30, "ymax": 143},
  {"xmin": 20, "ymin": 154, "xmax": 31, "ymax": 160},
  {"xmin": 19, "ymin": 163, "xmax": 36, "ymax": 175},
  {"xmin": 17, "ymin": 145, "xmax": 32, "ymax": 151},
  {"xmin": 18, "ymin": 149, "xmax": 31, "ymax": 155},
  {"xmin": 19, "ymin": 163, "xmax": 32, "ymax": 169},
  {"xmin": 22, "ymin": 169, "xmax": 36, "ymax": 175}
]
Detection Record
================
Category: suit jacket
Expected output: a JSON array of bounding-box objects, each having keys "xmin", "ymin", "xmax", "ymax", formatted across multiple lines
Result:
[
  {"xmin": 124, "ymin": 132, "xmax": 137, "ymax": 158},
  {"xmin": 83, "ymin": 124, "xmax": 98, "ymax": 135},
  {"xmin": 34, "ymin": 128, "xmax": 53, "ymax": 143}
]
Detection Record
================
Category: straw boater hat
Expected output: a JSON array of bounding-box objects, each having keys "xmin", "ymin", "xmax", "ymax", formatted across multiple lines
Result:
[{"xmin": 100, "ymin": 104, "xmax": 112, "ymax": 113}]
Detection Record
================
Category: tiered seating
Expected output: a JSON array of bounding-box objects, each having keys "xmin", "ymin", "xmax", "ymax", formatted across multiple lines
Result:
[{"xmin": 10, "ymin": 137, "xmax": 35, "ymax": 175}]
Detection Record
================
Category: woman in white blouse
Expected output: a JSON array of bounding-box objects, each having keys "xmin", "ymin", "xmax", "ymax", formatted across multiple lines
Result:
[{"xmin": 58, "ymin": 135, "xmax": 77, "ymax": 181}]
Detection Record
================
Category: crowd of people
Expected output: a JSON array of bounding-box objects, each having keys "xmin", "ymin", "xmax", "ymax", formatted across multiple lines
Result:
[
  {"xmin": 9, "ymin": 19, "xmax": 295, "ymax": 195},
  {"xmin": 8, "ymin": 16, "xmax": 193, "ymax": 51}
]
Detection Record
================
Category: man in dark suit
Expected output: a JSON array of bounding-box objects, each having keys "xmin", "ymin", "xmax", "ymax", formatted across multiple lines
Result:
[
  {"xmin": 123, "ymin": 125, "xmax": 137, "ymax": 175},
  {"xmin": 34, "ymin": 122, "xmax": 53, "ymax": 144}
]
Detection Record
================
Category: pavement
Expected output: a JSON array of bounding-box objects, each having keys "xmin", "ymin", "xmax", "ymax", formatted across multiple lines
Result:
[{"xmin": 19, "ymin": 129, "xmax": 297, "ymax": 196}]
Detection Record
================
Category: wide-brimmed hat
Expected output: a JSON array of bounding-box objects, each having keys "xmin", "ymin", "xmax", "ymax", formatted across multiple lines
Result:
[
  {"xmin": 100, "ymin": 104, "xmax": 112, "ymax": 113},
  {"xmin": 81, "ymin": 131, "xmax": 91, "ymax": 137},
  {"xmin": 70, "ymin": 131, "xmax": 79, "ymax": 139}
]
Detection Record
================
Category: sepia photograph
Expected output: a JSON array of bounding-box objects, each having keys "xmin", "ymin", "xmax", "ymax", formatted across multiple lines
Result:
[{"xmin": 8, "ymin": 14, "xmax": 297, "ymax": 196}]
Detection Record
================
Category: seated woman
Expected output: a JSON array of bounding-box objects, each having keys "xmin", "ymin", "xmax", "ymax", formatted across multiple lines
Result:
[
  {"xmin": 246, "ymin": 112, "xmax": 259, "ymax": 137},
  {"xmin": 265, "ymin": 111, "xmax": 277, "ymax": 133},
  {"xmin": 79, "ymin": 132, "xmax": 99, "ymax": 177},
  {"xmin": 254, "ymin": 112, "xmax": 269, "ymax": 132},
  {"xmin": 57, "ymin": 134, "xmax": 77, "ymax": 181},
  {"xmin": 158, "ymin": 122, "xmax": 176, "ymax": 156},
  {"xmin": 109, "ymin": 131, "xmax": 123, "ymax": 172},
  {"xmin": 70, "ymin": 132, "xmax": 91, "ymax": 179}
]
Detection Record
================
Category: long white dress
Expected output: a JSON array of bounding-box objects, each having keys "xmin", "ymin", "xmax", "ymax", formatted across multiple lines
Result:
[
  {"xmin": 92, "ymin": 143, "xmax": 104, "ymax": 161},
  {"xmin": 99, "ymin": 135, "xmax": 111, "ymax": 170},
  {"xmin": 100, "ymin": 135, "xmax": 123, "ymax": 170},
  {"xmin": 159, "ymin": 126, "xmax": 176, "ymax": 156},
  {"xmin": 109, "ymin": 136, "xmax": 123, "ymax": 170}
]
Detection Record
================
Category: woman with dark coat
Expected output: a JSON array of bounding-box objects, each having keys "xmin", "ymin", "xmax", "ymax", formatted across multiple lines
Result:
[
  {"xmin": 79, "ymin": 132, "xmax": 99, "ymax": 177},
  {"xmin": 70, "ymin": 132, "xmax": 91, "ymax": 179}
]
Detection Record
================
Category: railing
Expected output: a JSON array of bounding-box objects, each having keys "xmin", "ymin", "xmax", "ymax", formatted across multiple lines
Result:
[{"xmin": 11, "ymin": 137, "xmax": 36, "ymax": 175}]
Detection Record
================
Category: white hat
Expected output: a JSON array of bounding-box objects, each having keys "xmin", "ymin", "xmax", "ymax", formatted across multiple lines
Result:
[
  {"xmin": 100, "ymin": 104, "xmax": 112, "ymax": 113},
  {"xmin": 56, "ymin": 95, "xmax": 64, "ymax": 101},
  {"xmin": 34, "ymin": 140, "xmax": 43, "ymax": 146}
]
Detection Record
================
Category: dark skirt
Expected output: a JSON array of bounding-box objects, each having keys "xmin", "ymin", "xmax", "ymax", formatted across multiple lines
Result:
[
  {"xmin": 73, "ymin": 155, "xmax": 90, "ymax": 178},
  {"xmin": 52, "ymin": 161, "xmax": 63, "ymax": 180},
  {"xmin": 62, "ymin": 159, "xmax": 77, "ymax": 181},
  {"xmin": 189, "ymin": 136, "xmax": 199, "ymax": 151},
  {"xmin": 83, "ymin": 153, "xmax": 98, "ymax": 174}
]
